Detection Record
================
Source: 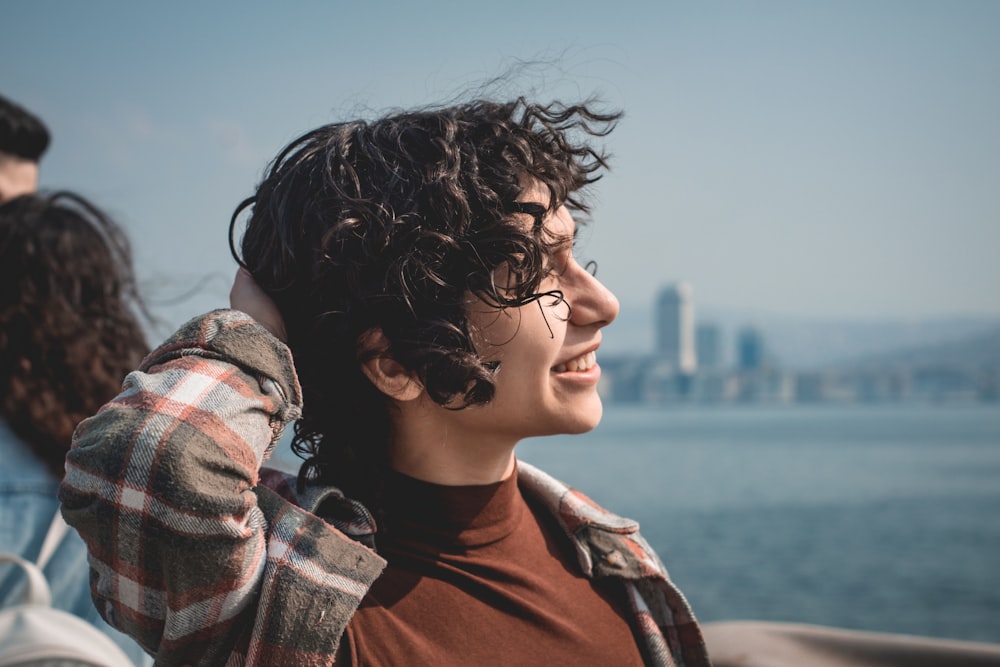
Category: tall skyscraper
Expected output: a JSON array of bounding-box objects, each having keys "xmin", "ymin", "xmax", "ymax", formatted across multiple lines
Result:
[
  {"xmin": 656, "ymin": 282, "xmax": 697, "ymax": 374},
  {"xmin": 737, "ymin": 326, "xmax": 764, "ymax": 371},
  {"xmin": 696, "ymin": 323, "xmax": 721, "ymax": 369}
]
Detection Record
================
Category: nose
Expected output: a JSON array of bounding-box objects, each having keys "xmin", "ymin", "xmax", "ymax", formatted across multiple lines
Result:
[{"xmin": 567, "ymin": 261, "xmax": 619, "ymax": 328}]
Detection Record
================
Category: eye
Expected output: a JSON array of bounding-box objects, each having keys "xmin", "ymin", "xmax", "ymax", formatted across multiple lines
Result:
[{"xmin": 508, "ymin": 201, "xmax": 547, "ymax": 231}]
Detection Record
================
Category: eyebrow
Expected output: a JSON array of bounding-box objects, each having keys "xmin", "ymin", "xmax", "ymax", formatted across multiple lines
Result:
[
  {"xmin": 507, "ymin": 201, "xmax": 547, "ymax": 232},
  {"xmin": 508, "ymin": 200, "xmax": 578, "ymax": 251}
]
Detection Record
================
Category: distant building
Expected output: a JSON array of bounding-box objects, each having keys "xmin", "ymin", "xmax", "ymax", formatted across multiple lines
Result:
[
  {"xmin": 737, "ymin": 326, "xmax": 764, "ymax": 371},
  {"xmin": 656, "ymin": 282, "xmax": 697, "ymax": 375},
  {"xmin": 696, "ymin": 323, "xmax": 721, "ymax": 369}
]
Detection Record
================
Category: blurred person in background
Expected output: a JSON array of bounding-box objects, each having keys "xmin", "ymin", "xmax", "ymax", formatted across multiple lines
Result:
[
  {"xmin": 0, "ymin": 191, "xmax": 153, "ymax": 665},
  {"xmin": 0, "ymin": 94, "xmax": 50, "ymax": 204}
]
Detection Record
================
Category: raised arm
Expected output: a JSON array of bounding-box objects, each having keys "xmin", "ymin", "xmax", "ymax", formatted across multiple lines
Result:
[{"xmin": 59, "ymin": 309, "xmax": 302, "ymax": 664}]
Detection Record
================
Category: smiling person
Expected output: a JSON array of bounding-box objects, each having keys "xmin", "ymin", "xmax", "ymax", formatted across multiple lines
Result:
[{"xmin": 59, "ymin": 98, "xmax": 710, "ymax": 666}]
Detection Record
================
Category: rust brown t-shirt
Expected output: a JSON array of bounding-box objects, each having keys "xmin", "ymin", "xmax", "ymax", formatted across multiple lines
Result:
[{"xmin": 343, "ymin": 465, "xmax": 647, "ymax": 666}]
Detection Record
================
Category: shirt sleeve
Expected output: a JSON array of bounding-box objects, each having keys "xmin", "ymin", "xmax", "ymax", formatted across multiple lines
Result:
[{"xmin": 58, "ymin": 309, "xmax": 303, "ymax": 665}]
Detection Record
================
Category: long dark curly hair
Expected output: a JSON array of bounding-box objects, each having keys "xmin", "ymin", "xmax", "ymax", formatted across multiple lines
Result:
[
  {"xmin": 0, "ymin": 191, "xmax": 150, "ymax": 477},
  {"xmin": 230, "ymin": 98, "xmax": 620, "ymax": 507}
]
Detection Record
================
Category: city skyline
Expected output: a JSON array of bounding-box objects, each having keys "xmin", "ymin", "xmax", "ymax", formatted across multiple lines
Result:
[
  {"xmin": 608, "ymin": 277, "xmax": 1000, "ymax": 371},
  {"xmin": 602, "ymin": 278, "xmax": 998, "ymax": 404}
]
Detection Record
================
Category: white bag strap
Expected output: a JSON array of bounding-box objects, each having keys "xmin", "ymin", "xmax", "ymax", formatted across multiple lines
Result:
[
  {"xmin": 36, "ymin": 509, "xmax": 69, "ymax": 570},
  {"xmin": 0, "ymin": 510, "xmax": 65, "ymax": 607},
  {"xmin": 0, "ymin": 553, "xmax": 51, "ymax": 607}
]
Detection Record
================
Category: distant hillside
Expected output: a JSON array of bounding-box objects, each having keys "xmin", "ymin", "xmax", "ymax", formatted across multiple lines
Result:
[
  {"xmin": 603, "ymin": 303, "xmax": 1000, "ymax": 370},
  {"xmin": 842, "ymin": 325, "xmax": 1000, "ymax": 371},
  {"xmin": 755, "ymin": 315, "xmax": 1000, "ymax": 370}
]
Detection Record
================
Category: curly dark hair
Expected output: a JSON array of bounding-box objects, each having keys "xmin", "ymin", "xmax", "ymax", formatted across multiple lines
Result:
[
  {"xmin": 230, "ymin": 98, "xmax": 620, "ymax": 506},
  {"xmin": 0, "ymin": 191, "xmax": 150, "ymax": 477}
]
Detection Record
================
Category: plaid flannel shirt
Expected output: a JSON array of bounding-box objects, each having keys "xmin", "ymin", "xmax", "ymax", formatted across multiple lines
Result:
[{"xmin": 59, "ymin": 310, "xmax": 710, "ymax": 667}]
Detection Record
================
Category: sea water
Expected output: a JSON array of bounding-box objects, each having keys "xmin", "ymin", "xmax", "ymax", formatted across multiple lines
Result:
[{"xmin": 519, "ymin": 403, "xmax": 1000, "ymax": 644}]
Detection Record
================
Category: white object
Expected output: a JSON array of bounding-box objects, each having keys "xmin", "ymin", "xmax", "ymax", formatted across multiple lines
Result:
[{"xmin": 0, "ymin": 513, "xmax": 135, "ymax": 667}]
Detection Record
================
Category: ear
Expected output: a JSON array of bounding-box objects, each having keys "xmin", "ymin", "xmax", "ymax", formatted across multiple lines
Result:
[{"xmin": 358, "ymin": 328, "xmax": 423, "ymax": 402}]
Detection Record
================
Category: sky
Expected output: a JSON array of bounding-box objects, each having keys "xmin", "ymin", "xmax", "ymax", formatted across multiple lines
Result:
[{"xmin": 4, "ymin": 1, "xmax": 999, "ymax": 338}]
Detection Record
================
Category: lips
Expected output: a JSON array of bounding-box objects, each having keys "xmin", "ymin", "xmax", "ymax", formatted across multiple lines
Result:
[{"xmin": 552, "ymin": 350, "xmax": 597, "ymax": 373}]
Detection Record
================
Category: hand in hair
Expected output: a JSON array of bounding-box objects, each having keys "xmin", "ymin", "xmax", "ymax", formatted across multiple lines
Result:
[{"xmin": 230, "ymin": 268, "xmax": 287, "ymax": 342}]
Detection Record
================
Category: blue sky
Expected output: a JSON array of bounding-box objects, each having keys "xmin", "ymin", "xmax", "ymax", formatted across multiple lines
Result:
[{"xmin": 4, "ymin": 1, "xmax": 999, "ymax": 334}]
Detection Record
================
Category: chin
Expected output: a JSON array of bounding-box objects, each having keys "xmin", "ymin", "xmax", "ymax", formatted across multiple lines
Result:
[{"xmin": 563, "ymin": 403, "xmax": 605, "ymax": 435}]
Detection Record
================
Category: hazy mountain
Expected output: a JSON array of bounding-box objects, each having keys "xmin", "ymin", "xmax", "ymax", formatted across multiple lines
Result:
[
  {"xmin": 603, "ymin": 303, "xmax": 1000, "ymax": 370},
  {"xmin": 841, "ymin": 325, "xmax": 1000, "ymax": 371}
]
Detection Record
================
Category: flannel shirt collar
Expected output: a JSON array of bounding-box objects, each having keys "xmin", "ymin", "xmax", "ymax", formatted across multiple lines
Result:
[
  {"xmin": 516, "ymin": 460, "xmax": 658, "ymax": 581},
  {"xmin": 264, "ymin": 459, "xmax": 661, "ymax": 581}
]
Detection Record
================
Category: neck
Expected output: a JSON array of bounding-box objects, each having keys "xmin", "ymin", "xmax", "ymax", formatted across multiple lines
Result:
[{"xmin": 387, "ymin": 397, "xmax": 518, "ymax": 486}]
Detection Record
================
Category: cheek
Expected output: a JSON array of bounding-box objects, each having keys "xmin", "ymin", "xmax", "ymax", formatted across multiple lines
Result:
[
  {"xmin": 470, "ymin": 303, "xmax": 567, "ymax": 375},
  {"xmin": 471, "ymin": 312, "xmax": 521, "ymax": 357},
  {"xmin": 528, "ymin": 299, "xmax": 571, "ymax": 343}
]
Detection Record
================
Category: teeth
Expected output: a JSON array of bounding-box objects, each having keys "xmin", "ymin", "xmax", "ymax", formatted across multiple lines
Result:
[{"xmin": 554, "ymin": 351, "xmax": 596, "ymax": 373}]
